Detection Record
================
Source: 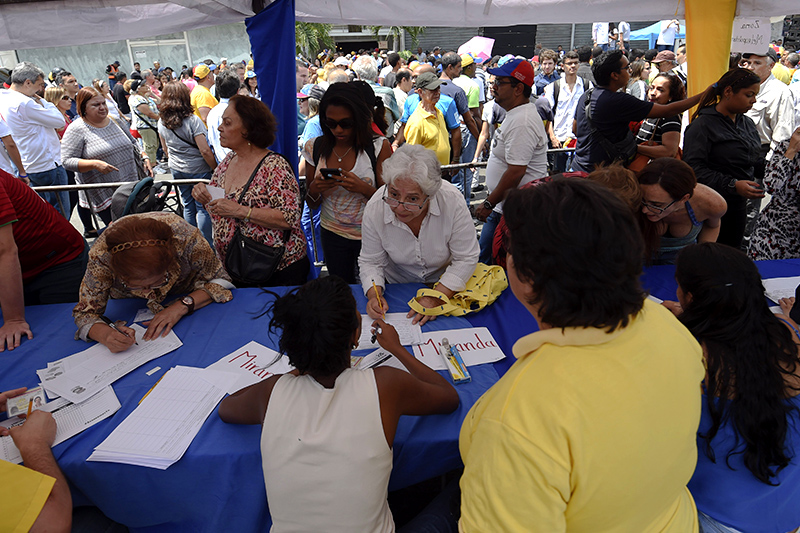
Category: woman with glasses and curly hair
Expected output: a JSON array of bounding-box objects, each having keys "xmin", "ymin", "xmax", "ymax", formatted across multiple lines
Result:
[
  {"xmin": 303, "ymin": 82, "xmax": 391, "ymax": 284},
  {"xmin": 359, "ymin": 144, "xmax": 479, "ymax": 325},
  {"xmin": 72, "ymin": 212, "xmax": 233, "ymax": 353},
  {"xmin": 663, "ymin": 242, "xmax": 800, "ymax": 533}
]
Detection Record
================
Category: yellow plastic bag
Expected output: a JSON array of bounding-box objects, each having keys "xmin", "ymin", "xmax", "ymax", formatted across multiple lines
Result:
[{"xmin": 407, "ymin": 263, "xmax": 508, "ymax": 317}]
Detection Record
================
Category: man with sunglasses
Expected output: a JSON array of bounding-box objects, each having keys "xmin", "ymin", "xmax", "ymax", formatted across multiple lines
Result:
[{"xmin": 474, "ymin": 58, "xmax": 548, "ymax": 265}]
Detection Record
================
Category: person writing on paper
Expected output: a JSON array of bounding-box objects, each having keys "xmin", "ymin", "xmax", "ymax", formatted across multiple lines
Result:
[
  {"xmin": 661, "ymin": 243, "xmax": 800, "ymax": 532},
  {"xmin": 0, "ymin": 388, "xmax": 72, "ymax": 533},
  {"xmin": 219, "ymin": 275, "xmax": 458, "ymax": 533},
  {"xmin": 359, "ymin": 144, "xmax": 479, "ymax": 326},
  {"xmin": 73, "ymin": 212, "xmax": 233, "ymax": 352},
  {"xmin": 459, "ymin": 179, "xmax": 704, "ymax": 531}
]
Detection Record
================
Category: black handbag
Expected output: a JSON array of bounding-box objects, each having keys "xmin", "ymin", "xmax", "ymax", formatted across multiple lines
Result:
[{"xmin": 224, "ymin": 153, "xmax": 292, "ymax": 287}]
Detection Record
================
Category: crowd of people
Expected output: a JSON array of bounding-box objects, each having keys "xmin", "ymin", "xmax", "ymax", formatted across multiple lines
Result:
[{"xmin": 2, "ymin": 31, "xmax": 800, "ymax": 533}]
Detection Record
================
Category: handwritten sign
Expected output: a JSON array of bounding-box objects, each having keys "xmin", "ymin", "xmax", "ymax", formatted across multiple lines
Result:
[
  {"xmin": 412, "ymin": 327, "xmax": 505, "ymax": 371},
  {"xmin": 205, "ymin": 341, "xmax": 294, "ymax": 394},
  {"xmin": 731, "ymin": 18, "xmax": 770, "ymax": 54}
]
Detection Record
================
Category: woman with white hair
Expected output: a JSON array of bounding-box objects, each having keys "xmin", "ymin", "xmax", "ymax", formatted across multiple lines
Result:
[{"xmin": 359, "ymin": 144, "xmax": 479, "ymax": 325}]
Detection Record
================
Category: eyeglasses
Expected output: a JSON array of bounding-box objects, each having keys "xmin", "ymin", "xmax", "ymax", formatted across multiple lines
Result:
[
  {"xmin": 489, "ymin": 79, "xmax": 517, "ymax": 87},
  {"xmin": 642, "ymin": 198, "xmax": 677, "ymax": 214},
  {"xmin": 382, "ymin": 193, "xmax": 430, "ymax": 211},
  {"xmin": 61, "ymin": 95, "xmax": 71, "ymax": 101},
  {"xmin": 122, "ymin": 272, "xmax": 170, "ymax": 291},
  {"xmin": 323, "ymin": 118, "xmax": 355, "ymax": 130}
]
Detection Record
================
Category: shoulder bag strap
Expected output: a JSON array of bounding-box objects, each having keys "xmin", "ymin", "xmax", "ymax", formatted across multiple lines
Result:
[
  {"xmin": 170, "ymin": 125, "xmax": 199, "ymax": 148},
  {"xmin": 236, "ymin": 152, "xmax": 292, "ymax": 244}
]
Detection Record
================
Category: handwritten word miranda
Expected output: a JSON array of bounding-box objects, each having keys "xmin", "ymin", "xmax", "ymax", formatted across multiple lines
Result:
[
  {"xmin": 415, "ymin": 333, "xmax": 497, "ymax": 358},
  {"xmin": 227, "ymin": 350, "xmax": 278, "ymax": 379}
]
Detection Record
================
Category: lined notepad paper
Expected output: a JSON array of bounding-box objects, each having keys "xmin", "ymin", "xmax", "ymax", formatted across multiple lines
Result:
[{"xmin": 87, "ymin": 366, "xmax": 237, "ymax": 469}]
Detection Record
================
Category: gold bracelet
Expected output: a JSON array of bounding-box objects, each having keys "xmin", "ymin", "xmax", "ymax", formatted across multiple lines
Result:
[{"xmin": 243, "ymin": 206, "xmax": 253, "ymax": 223}]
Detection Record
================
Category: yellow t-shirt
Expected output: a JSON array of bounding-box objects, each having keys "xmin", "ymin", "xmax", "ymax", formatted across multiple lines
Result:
[
  {"xmin": 772, "ymin": 62, "xmax": 793, "ymax": 85},
  {"xmin": 190, "ymin": 85, "xmax": 218, "ymax": 125},
  {"xmin": 0, "ymin": 460, "xmax": 55, "ymax": 532},
  {"xmin": 404, "ymin": 105, "xmax": 451, "ymax": 166},
  {"xmin": 459, "ymin": 300, "xmax": 705, "ymax": 533}
]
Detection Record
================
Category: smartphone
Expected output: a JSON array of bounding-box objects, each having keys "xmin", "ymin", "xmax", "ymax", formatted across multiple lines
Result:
[{"xmin": 320, "ymin": 168, "xmax": 341, "ymax": 180}]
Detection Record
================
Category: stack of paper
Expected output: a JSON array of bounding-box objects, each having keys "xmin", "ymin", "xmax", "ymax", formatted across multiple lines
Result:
[
  {"xmin": 88, "ymin": 366, "xmax": 237, "ymax": 469},
  {"xmin": 357, "ymin": 313, "xmax": 423, "ymax": 349},
  {"xmin": 38, "ymin": 324, "xmax": 182, "ymax": 403},
  {"xmin": 0, "ymin": 387, "xmax": 121, "ymax": 464}
]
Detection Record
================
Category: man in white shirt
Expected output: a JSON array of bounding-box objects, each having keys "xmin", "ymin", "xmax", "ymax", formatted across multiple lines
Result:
[
  {"xmin": 592, "ymin": 22, "xmax": 610, "ymax": 52},
  {"xmin": 742, "ymin": 48, "xmax": 796, "ymax": 247},
  {"xmin": 206, "ymin": 70, "xmax": 241, "ymax": 164},
  {"xmin": 657, "ymin": 19, "xmax": 680, "ymax": 52},
  {"xmin": 618, "ymin": 21, "xmax": 631, "ymax": 52},
  {"xmin": 0, "ymin": 62, "xmax": 67, "ymax": 217},
  {"xmin": 543, "ymin": 50, "xmax": 591, "ymax": 172},
  {"xmin": 473, "ymin": 59, "xmax": 548, "ymax": 264}
]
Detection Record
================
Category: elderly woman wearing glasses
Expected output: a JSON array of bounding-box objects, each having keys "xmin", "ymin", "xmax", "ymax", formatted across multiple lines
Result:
[
  {"xmin": 638, "ymin": 158, "xmax": 727, "ymax": 264},
  {"xmin": 359, "ymin": 144, "xmax": 479, "ymax": 325},
  {"xmin": 72, "ymin": 212, "xmax": 233, "ymax": 353}
]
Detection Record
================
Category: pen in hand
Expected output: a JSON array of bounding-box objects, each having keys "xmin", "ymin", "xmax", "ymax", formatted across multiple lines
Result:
[
  {"xmin": 372, "ymin": 279, "xmax": 386, "ymax": 320},
  {"xmin": 100, "ymin": 316, "xmax": 138, "ymax": 345}
]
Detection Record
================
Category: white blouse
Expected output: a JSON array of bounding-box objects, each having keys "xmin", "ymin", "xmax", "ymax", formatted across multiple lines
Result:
[{"xmin": 358, "ymin": 180, "xmax": 479, "ymax": 295}]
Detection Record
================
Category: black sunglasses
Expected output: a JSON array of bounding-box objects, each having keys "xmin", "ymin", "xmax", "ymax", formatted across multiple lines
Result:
[{"xmin": 323, "ymin": 118, "xmax": 355, "ymax": 130}]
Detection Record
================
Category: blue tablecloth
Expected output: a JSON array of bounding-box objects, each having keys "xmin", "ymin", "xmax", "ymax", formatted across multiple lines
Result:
[
  {"xmin": 3, "ymin": 259, "xmax": 800, "ymax": 531},
  {"xmin": 0, "ymin": 284, "xmax": 499, "ymax": 533}
]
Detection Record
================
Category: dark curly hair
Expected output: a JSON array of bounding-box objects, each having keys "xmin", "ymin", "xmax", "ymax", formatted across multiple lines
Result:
[
  {"xmin": 264, "ymin": 276, "xmax": 359, "ymax": 376},
  {"xmin": 675, "ymin": 243, "xmax": 800, "ymax": 484},
  {"xmin": 158, "ymin": 82, "xmax": 194, "ymax": 130},
  {"xmin": 503, "ymin": 178, "xmax": 645, "ymax": 331}
]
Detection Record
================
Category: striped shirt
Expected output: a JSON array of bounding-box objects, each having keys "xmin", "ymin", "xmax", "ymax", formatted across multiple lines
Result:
[
  {"xmin": 0, "ymin": 170, "xmax": 84, "ymax": 281},
  {"xmin": 636, "ymin": 115, "xmax": 681, "ymax": 145}
]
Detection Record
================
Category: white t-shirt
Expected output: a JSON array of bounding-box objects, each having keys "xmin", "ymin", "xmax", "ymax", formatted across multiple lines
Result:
[
  {"xmin": 619, "ymin": 21, "xmax": 631, "ymax": 41},
  {"xmin": 657, "ymin": 20, "xmax": 679, "ymax": 46},
  {"xmin": 593, "ymin": 22, "xmax": 610, "ymax": 45},
  {"xmin": 0, "ymin": 89, "xmax": 64, "ymax": 173},
  {"xmin": 0, "ymin": 117, "xmax": 17, "ymax": 175},
  {"xmin": 485, "ymin": 102, "xmax": 548, "ymax": 213}
]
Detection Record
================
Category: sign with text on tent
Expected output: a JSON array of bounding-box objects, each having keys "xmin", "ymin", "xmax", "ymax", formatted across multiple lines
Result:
[{"xmin": 731, "ymin": 18, "xmax": 770, "ymax": 54}]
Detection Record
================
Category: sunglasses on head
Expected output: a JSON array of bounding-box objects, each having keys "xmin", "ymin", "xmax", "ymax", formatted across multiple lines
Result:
[{"xmin": 324, "ymin": 118, "xmax": 355, "ymax": 130}]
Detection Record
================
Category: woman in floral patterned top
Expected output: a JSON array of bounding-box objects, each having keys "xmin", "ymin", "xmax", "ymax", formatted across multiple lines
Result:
[
  {"xmin": 193, "ymin": 95, "xmax": 308, "ymax": 287},
  {"xmin": 72, "ymin": 212, "xmax": 234, "ymax": 353}
]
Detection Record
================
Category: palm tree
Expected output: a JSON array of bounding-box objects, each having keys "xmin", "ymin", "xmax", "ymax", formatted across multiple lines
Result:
[
  {"xmin": 368, "ymin": 26, "xmax": 426, "ymax": 51},
  {"xmin": 295, "ymin": 22, "xmax": 334, "ymax": 58}
]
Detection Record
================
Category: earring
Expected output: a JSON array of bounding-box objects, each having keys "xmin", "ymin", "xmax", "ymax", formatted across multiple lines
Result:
[{"xmin": 352, "ymin": 341, "xmax": 358, "ymax": 349}]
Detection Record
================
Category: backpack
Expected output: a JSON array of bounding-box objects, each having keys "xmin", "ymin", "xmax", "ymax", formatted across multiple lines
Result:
[
  {"xmin": 110, "ymin": 177, "xmax": 183, "ymax": 221},
  {"xmin": 583, "ymin": 87, "xmax": 638, "ymax": 167}
]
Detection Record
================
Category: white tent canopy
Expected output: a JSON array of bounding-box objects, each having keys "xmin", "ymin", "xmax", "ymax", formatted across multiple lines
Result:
[{"xmin": 0, "ymin": 0, "xmax": 794, "ymax": 51}]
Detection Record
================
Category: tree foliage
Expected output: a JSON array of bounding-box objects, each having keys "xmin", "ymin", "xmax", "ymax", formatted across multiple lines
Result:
[{"xmin": 295, "ymin": 22, "xmax": 334, "ymax": 57}]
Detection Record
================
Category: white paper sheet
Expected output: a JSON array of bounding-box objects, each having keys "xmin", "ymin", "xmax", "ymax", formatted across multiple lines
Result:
[
  {"xmin": 412, "ymin": 328, "xmax": 506, "ymax": 371},
  {"xmin": 205, "ymin": 341, "xmax": 294, "ymax": 394},
  {"xmin": 0, "ymin": 387, "xmax": 120, "ymax": 464},
  {"xmin": 206, "ymin": 185, "xmax": 225, "ymax": 201},
  {"xmin": 88, "ymin": 366, "xmax": 237, "ymax": 469},
  {"xmin": 42, "ymin": 325, "xmax": 182, "ymax": 403},
  {"xmin": 763, "ymin": 276, "xmax": 800, "ymax": 303},
  {"xmin": 133, "ymin": 308, "xmax": 155, "ymax": 323},
  {"xmin": 358, "ymin": 313, "xmax": 423, "ymax": 349}
]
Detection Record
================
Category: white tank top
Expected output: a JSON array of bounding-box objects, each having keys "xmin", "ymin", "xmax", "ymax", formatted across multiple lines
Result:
[{"xmin": 261, "ymin": 368, "xmax": 395, "ymax": 533}]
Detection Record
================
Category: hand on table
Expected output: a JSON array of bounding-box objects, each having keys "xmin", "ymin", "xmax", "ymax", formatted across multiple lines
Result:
[
  {"xmin": 93, "ymin": 321, "xmax": 136, "ymax": 353},
  {"xmin": 207, "ymin": 198, "xmax": 245, "ymax": 219},
  {"xmin": 143, "ymin": 304, "xmax": 186, "ymax": 341},
  {"xmin": 0, "ymin": 319, "xmax": 33, "ymax": 352},
  {"xmin": 192, "ymin": 183, "xmax": 212, "ymax": 205},
  {"xmin": 366, "ymin": 295, "xmax": 389, "ymax": 320},
  {"xmin": 779, "ymin": 296, "xmax": 796, "ymax": 316},
  {"xmin": 0, "ymin": 387, "xmax": 27, "ymax": 414},
  {"xmin": 734, "ymin": 180, "xmax": 765, "ymax": 199},
  {"xmin": 661, "ymin": 300, "xmax": 683, "ymax": 317},
  {"xmin": 6, "ymin": 410, "xmax": 56, "ymax": 449},
  {"xmin": 407, "ymin": 295, "xmax": 443, "ymax": 326}
]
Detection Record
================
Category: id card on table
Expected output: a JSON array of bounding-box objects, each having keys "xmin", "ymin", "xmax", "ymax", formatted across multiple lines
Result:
[{"xmin": 6, "ymin": 387, "xmax": 46, "ymax": 417}]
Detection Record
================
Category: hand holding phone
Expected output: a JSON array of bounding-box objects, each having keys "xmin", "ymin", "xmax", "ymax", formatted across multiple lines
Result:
[{"xmin": 320, "ymin": 168, "xmax": 342, "ymax": 181}]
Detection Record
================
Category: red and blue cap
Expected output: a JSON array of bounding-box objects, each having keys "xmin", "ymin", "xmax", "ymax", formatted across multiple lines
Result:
[{"xmin": 487, "ymin": 58, "xmax": 534, "ymax": 87}]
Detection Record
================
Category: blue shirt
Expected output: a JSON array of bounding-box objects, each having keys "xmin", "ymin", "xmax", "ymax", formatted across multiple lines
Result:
[
  {"xmin": 299, "ymin": 115, "xmax": 323, "ymax": 150},
  {"xmin": 400, "ymin": 93, "xmax": 459, "ymax": 131},
  {"xmin": 534, "ymin": 72, "xmax": 560, "ymax": 96},
  {"xmin": 688, "ymin": 394, "xmax": 800, "ymax": 531}
]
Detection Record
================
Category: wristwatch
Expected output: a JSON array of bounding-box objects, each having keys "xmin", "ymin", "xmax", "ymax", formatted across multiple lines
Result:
[
  {"xmin": 179, "ymin": 295, "xmax": 195, "ymax": 316},
  {"xmin": 482, "ymin": 199, "xmax": 494, "ymax": 210}
]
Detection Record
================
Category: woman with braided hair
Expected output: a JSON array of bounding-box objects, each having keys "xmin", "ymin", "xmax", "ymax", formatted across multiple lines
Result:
[{"xmin": 72, "ymin": 212, "xmax": 233, "ymax": 353}]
